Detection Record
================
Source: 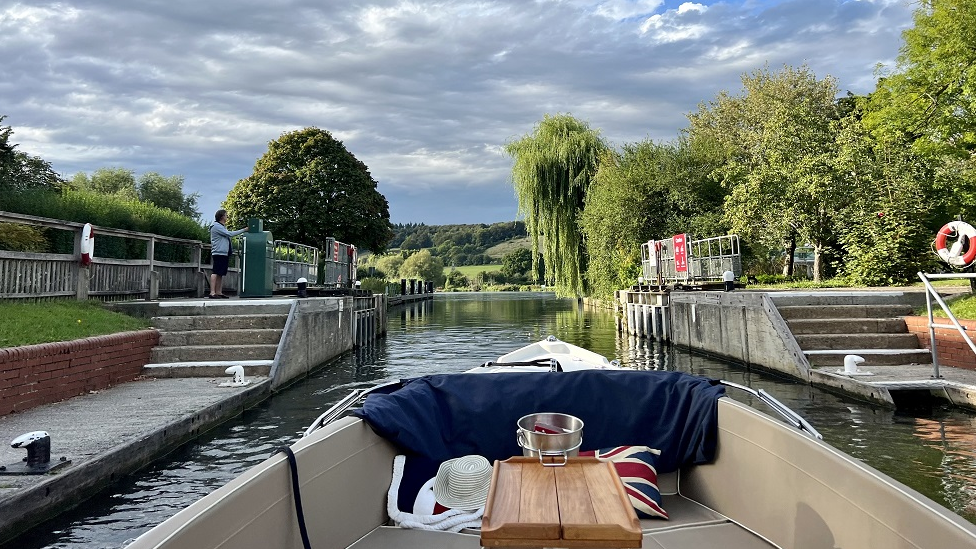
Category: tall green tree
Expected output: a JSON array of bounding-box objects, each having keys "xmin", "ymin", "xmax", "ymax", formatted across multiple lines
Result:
[
  {"xmin": 863, "ymin": 0, "xmax": 976, "ymax": 223},
  {"xmin": 580, "ymin": 139, "xmax": 726, "ymax": 299},
  {"xmin": 225, "ymin": 127, "xmax": 394, "ymax": 252},
  {"xmin": 138, "ymin": 172, "xmax": 200, "ymax": 219},
  {"xmin": 687, "ymin": 65, "xmax": 844, "ymax": 280},
  {"xmin": 0, "ymin": 116, "xmax": 63, "ymax": 192},
  {"xmin": 834, "ymin": 117, "xmax": 939, "ymax": 284},
  {"xmin": 400, "ymin": 249, "xmax": 445, "ymax": 287},
  {"xmin": 506, "ymin": 114, "xmax": 607, "ymax": 297},
  {"xmin": 501, "ymin": 247, "xmax": 533, "ymax": 281},
  {"xmin": 70, "ymin": 167, "xmax": 139, "ymax": 200}
]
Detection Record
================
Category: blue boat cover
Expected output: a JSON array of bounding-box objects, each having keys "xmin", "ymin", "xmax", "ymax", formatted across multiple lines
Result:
[{"xmin": 352, "ymin": 370, "xmax": 725, "ymax": 473}]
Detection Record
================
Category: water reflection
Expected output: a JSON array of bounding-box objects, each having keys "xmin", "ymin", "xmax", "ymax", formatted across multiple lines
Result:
[{"xmin": 6, "ymin": 292, "xmax": 976, "ymax": 548}]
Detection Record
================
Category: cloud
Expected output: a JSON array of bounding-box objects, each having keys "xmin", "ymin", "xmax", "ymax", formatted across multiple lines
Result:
[{"xmin": 0, "ymin": 0, "xmax": 914, "ymax": 225}]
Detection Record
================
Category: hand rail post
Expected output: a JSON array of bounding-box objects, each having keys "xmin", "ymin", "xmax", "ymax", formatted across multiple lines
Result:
[
  {"xmin": 918, "ymin": 272, "xmax": 976, "ymax": 378},
  {"xmin": 920, "ymin": 273, "xmax": 941, "ymax": 379}
]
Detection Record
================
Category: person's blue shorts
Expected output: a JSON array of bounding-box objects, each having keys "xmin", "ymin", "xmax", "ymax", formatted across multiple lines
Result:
[{"xmin": 212, "ymin": 254, "xmax": 230, "ymax": 276}]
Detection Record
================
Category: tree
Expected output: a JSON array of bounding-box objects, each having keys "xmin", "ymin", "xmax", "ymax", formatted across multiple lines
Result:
[
  {"xmin": 446, "ymin": 269, "xmax": 469, "ymax": 289},
  {"xmin": 863, "ymin": 0, "xmax": 976, "ymax": 223},
  {"xmin": 501, "ymin": 248, "xmax": 533, "ymax": 280},
  {"xmin": 580, "ymin": 138, "xmax": 726, "ymax": 299},
  {"xmin": 375, "ymin": 254, "xmax": 405, "ymax": 279},
  {"xmin": 0, "ymin": 115, "xmax": 63, "ymax": 192},
  {"xmin": 506, "ymin": 114, "xmax": 607, "ymax": 297},
  {"xmin": 138, "ymin": 172, "xmax": 200, "ymax": 219},
  {"xmin": 864, "ymin": 0, "xmax": 976, "ymax": 158},
  {"xmin": 400, "ymin": 249, "xmax": 445, "ymax": 287},
  {"xmin": 225, "ymin": 127, "xmax": 394, "ymax": 252},
  {"xmin": 687, "ymin": 65, "xmax": 844, "ymax": 280},
  {"xmin": 401, "ymin": 231, "xmax": 432, "ymax": 250},
  {"xmin": 834, "ymin": 112, "xmax": 940, "ymax": 284},
  {"xmin": 86, "ymin": 167, "xmax": 139, "ymax": 199}
]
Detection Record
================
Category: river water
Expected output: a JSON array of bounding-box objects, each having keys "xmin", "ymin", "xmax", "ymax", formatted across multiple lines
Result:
[{"xmin": 6, "ymin": 292, "xmax": 976, "ymax": 548}]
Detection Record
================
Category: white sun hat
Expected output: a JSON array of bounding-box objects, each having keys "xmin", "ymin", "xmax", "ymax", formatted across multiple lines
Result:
[{"xmin": 432, "ymin": 455, "xmax": 493, "ymax": 510}]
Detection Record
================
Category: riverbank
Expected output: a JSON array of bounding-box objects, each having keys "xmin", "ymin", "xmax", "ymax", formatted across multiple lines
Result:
[{"xmin": 0, "ymin": 377, "xmax": 270, "ymax": 544}]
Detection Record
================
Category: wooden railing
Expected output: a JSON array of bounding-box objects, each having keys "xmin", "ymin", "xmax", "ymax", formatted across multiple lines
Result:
[{"xmin": 0, "ymin": 211, "xmax": 236, "ymax": 301}]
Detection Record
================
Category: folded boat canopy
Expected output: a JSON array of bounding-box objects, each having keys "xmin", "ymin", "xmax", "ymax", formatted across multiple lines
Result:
[{"xmin": 352, "ymin": 370, "xmax": 725, "ymax": 473}]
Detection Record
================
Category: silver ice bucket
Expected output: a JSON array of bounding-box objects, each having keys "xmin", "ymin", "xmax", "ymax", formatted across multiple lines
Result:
[{"xmin": 516, "ymin": 412, "xmax": 583, "ymax": 467}]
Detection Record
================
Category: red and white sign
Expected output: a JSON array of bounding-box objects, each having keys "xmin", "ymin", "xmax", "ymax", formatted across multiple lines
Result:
[
  {"xmin": 673, "ymin": 233, "xmax": 687, "ymax": 272},
  {"xmin": 333, "ymin": 241, "xmax": 340, "ymax": 262}
]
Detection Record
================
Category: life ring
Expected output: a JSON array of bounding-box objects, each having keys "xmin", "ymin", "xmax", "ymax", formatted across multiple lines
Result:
[
  {"xmin": 80, "ymin": 223, "xmax": 95, "ymax": 266},
  {"xmin": 934, "ymin": 220, "xmax": 976, "ymax": 267}
]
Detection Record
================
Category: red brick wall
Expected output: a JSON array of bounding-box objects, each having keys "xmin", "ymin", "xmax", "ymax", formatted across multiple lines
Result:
[
  {"xmin": 904, "ymin": 316, "xmax": 976, "ymax": 370},
  {"xmin": 0, "ymin": 330, "xmax": 159, "ymax": 416}
]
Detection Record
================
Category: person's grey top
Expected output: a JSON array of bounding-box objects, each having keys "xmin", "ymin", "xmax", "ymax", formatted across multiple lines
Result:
[{"xmin": 210, "ymin": 223, "xmax": 247, "ymax": 256}]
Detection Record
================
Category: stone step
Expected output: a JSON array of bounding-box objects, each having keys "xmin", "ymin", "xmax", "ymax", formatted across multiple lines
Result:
[
  {"xmin": 804, "ymin": 349, "xmax": 933, "ymax": 367},
  {"xmin": 152, "ymin": 314, "xmax": 288, "ymax": 331},
  {"xmin": 794, "ymin": 333, "xmax": 920, "ymax": 350},
  {"xmin": 158, "ymin": 329, "xmax": 283, "ymax": 347},
  {"xmin": 768, "ymin": 291, "xmax": 927, "ymax": 308},
  {"xmin": 109, "ymin": 299, "xmax": 294, "ymax": 318},
  {"xmin": 150, "ymin": 345, "xmax": 278, "ymax": 363},
  {"xmin": 786, "ymin": 318, "xmax": 908, "ymax": 335},
  {"xmin": 777, "ymin": 304, "xmax": 914, "ymax": 320},
  {"xmin": 142, "ymin": 360, "xmax": 273, "ymax": 378},
  {"xmin": 153, "ymin": 300, "xmax": 293, "ymax": 316}
]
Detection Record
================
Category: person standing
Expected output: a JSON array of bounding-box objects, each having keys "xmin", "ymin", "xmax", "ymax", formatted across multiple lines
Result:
[{"xmin": 209, "ymin": 209, "xmax": 246, "ymax": 298}]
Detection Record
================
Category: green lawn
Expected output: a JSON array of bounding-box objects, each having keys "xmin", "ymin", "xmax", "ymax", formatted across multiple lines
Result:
[
  {"xmin": 0, "ymin": 300, "xmax": 150, "ymax": 348},
  {"xmin": 445, "ymin": 264, "xmax": 503, "ymax": 277}
]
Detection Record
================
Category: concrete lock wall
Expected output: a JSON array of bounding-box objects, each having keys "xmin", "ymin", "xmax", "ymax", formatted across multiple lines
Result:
[
  {"xmin": 669, "ymin": 292, "xmax": 810, "ymax": 381},
  {"xmin": 270, "ymin": 297, "xmax": 355, "ymax": 389}
]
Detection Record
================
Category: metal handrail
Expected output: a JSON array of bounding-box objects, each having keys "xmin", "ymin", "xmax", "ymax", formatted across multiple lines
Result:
[
  {"xmin": 720, "ymin": 381, "xmax": 823, "ymax": 439},
  {"xmin": 302, "ymin": 381, "xmax": 401, "ymax": 437},
  {"xmin": 917, "ymin": 272, "xmax": 976, "ymax": 379}
]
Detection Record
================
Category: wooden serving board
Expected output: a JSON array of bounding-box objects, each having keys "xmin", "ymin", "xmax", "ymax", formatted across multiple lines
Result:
[{"xmin": 481, "ymin": 457, "xmax": 642, "ymax": 548}]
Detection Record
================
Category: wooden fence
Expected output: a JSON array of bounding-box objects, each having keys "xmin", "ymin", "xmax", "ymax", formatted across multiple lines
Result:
[{"xmin": 0, "ymin": 211, "xmax": 235, "ymax": 301}]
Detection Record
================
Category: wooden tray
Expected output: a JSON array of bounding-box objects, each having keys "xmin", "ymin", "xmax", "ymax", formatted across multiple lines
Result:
[{"xmin": 481, "ymin": 457, "xmax": 642, "ymax": 548}]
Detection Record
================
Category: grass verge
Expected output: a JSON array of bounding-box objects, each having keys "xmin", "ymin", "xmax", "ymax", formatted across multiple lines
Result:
[
  {"xmin": 0, "ymin": 300, "xmax": 151, "ymax": 348},
  {"xmin": 444, "ymin": 264, "xmax": 503, "ymax": 277}
]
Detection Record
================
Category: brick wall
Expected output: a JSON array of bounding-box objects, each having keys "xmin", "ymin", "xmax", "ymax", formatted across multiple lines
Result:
[
  {"xmin": 904, "ymin": 316, "xmax": 976, "ymax": 370},
  {"xmin": 0, "ymin": 330, "xmax": 159, "ymax": 416}
]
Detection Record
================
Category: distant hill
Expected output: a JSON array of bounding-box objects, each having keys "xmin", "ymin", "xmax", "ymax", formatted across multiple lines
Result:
[
  {"xmin": 390, "ymin": 221, "xmax": 528, "ymax": 267},
  {"xmin": 485, "ymin": 236, "xmax": 532, "ymax": 259}
]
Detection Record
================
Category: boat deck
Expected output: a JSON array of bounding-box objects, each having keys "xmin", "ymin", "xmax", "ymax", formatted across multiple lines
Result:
[
  {"xmin": 350, "ymin": 473, "xmax": 776, "ymax": 549},
  {"xmin": 350, "ymin": 495, "xmax": 772, "ymax": 549}
]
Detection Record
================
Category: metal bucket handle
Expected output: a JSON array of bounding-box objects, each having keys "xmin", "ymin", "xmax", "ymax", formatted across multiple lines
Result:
[{"xmin": 516, "ymin": 431, "xmax": 582, "ymax": 467}]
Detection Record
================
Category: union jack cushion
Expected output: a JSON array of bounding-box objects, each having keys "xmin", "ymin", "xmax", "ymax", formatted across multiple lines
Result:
[{"xmin": 580, "ymin": 446, "xmax": 668, "ymax": 520}]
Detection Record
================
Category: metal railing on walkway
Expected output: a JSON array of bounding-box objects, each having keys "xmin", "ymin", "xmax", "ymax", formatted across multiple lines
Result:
[
  {"xmin": 271, "ymin": 240, "xmax": 319, "ymax": 287},
  {"xmin": 917, "ymin": 272, "xmax": 976, "ymax": 379},
  {"xmin": 0, "ymin": 211, "xmax": 226, "ymax": 301},
  {"xmin": 641, "ymin": 234, "xmax": 741, "ymax": 286}
]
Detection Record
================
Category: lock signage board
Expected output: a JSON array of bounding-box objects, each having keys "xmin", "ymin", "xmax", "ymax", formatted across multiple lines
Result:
[{"xmin": 674, "ymin": 233, "xmax": 688, "ymax": 272}]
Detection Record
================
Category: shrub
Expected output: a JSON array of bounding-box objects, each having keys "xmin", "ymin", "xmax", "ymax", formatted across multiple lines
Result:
[
  {"xmin": 358, "ymin": 277, "xmax": 389, "ymax": 295},
  {"xmin": 0, "ymin": 189, "xmax": 207, "ymax": 261}
]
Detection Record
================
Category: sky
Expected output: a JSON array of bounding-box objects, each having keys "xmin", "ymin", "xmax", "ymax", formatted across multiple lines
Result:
[{"xmin": 1, "ymin": 0, "xmax": 915, "ymax": 226}]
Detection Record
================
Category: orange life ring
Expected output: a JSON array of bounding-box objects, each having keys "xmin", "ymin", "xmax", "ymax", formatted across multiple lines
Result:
[{"xmin": 934, "ymin": 221, "xmax": 976, "ymax": 267}]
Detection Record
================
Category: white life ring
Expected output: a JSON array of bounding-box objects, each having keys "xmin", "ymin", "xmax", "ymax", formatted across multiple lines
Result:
[
  {"xmin": 934, "ymin": 220, "xmax": 976, "ymax": 267},
  {"xmin": 80, "ymin": 223, "xmax": 95, "ymax": 266}
]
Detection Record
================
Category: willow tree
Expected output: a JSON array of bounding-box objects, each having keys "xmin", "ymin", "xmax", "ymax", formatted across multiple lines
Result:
[{"xmin": 506, "ymin": 114, "xmax": 607, "ymax": 297}]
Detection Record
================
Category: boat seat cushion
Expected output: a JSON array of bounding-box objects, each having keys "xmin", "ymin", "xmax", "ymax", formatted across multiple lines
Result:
[
  {"xmin": 353, "ymin": 370, "xmax": 724, "ymax": 474},
  {"xmin": 580, "ymin": 446, "xmax": 668, "ymax": 519}
]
